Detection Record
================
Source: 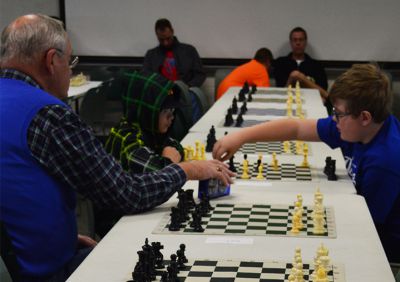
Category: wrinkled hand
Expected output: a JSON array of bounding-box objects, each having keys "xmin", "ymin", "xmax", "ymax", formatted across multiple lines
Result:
[
  {"xmin": 162, "ymin": 146, "xmax": 182, "ymax": 163},
  {"xmin": 179, "ymin": 160, "xmax": 235, "ymax": 186},
  {"xmin": 212, "ymin": 132, "xmax": 243, "ymax": 162},
  {"xmin": 78, "ymin": 234, "xmax": 97, "ymax": 248}
]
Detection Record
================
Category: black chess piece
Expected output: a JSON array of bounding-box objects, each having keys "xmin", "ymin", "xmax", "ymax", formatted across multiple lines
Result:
[
  {"xmin": 210, "ymin": 125, "xmax": 216, "ymax": 136},
  {"xmin": 251, "ymin": 85, "xmax": 257, "ymax": 94},
  {"xmin": 184, "ymin": 189, "xmax": 196, "ymax": 209},
  {"xmin": 152, "ymin": 241, "xmax": 165, "ymax": 269},
  {"xmin": 169, "ymin": 254, "xmax": 180, "ymax": 274},
  {"xmin": 224, "ymin": 108, "xmax": 234, "ymax": 126},
  {"xmin": 238, "ymin": 89, "xmax": 246, "ymax": 102},
  {"xmin": 256, "ymin": 158, "xmax": 262, "ymax": 170},
  {"xmin": 191, "ymin": 207, "xmax": 204, "ymax": 232},
  {"xmin": 169, "ymin": 207, "xmax": 182, "ymax": 231},
  {"xmin": 206, "ymin": 130, "xmax": 217, "ymax": 152},
  {"xmin": 178, "ymin": 244, "xmax": 188, "ymax": 263},
  {"xmin": 160, "ymin": 272, "xmax": 169, "ymax": 282},
  {"xmin": 242, "ymin": 81, "xmax": 249, "ymax": 94},
  {"xmin": 228, "ymin": 155, "xmax": 237, "ymax": 173},
  {"xmin": 327, "ymin": 159, "xmax": 337, "ymax": 181},
  {"xmin": 247, "ymin": 91, "xmax": 253, "ymax": 102},
  {"xmin": 240, "ymin": 101, "xmax": 247, "ymax": 114},
  {"xmin": 324, "ymin": 156, "xmax": 332, "ymax": 175},
  {"xmin": 177, "ymin": 189, "xmax": 190, "ymax": 220},
  {"xmin": 132, "ymin": 250, "xmax": 151, "ymax": 282},
  {"xmin": 201, "ymin": 193, "xmax": 214, "ymax": 211},
  {"xmin": 235, "ymin": 112, "xmax": 244, "ymax": 127},
  {"xmin": 232, "ymin": 97, "xmax": 238, "ymax": 114}
]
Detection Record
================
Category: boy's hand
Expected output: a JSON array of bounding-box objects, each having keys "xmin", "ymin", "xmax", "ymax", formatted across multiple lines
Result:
[
  {"xmin": 162, "ymin": 146, "xmax": 182, "ymax": 163},
  {"xmin": 212, "ymin": 132, "xmax": 243, "ymax": 161}
]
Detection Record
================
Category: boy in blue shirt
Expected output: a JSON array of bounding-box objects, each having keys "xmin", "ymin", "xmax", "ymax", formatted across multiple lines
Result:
[{"xmin": 213, "ymin": 64, "xmax": 400, "ymax": 263}]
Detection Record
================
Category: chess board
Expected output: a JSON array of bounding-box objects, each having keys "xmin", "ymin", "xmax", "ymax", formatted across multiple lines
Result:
[
  {"xmin": 220, "ymin": 119, "xmax": 269, "ymax": 128},
  {"xmin": 244, "ymin": 108, "xmax": 289, "ymax": 116},
  {"xmin": 233, "ymin": 162, "xmax": 314, "ymax": 181},
  {"xmin": 238, "ymin": 141, "xmax": 311, "ymax": 155},
  {"xmin": 128, "ymin": 258, "xmax": 345, "ymax": 282},
  {"xmin": 153, "ymin": 203, "xmax": 337, "ymax": 238}
]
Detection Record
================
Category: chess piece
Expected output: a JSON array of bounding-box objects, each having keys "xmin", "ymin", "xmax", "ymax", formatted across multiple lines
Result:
[
  {"xmin": 224, "ymin": 108, "xmax": 234, "ymax": 126},
  {"xmin": 185, "ymin": 189, "xmax": 196, "ymax": 209},
  {"xmin": 240, "ymin": 101, "xmax": 247, "ymax": 114},
  {"xmin": 200, "ymin": 144, "xmax": 206, "ymax": 160},
  {"xmin": 250, "ymin": 85, "xmax": 257, "ymax": 94},
  {"xmin": 205, "ymin": 128, "xmax": 217, "ymax": 152},
  {"xmin": 283, "ymin": 141, "xmax": 291, "ymax": 153},
  {"xmin": 242, "ymin": 81, "xmax": 249, "ymax": 94},
  {"xmin": 247, "ymin": 91, "xmax": 253, "ymax": 102},
  {"xmin": 290, "ymin": 211, "xmax": 300, "ymax": 234},
  {"xmin": 256, "ymin": 154, "xmax": 262, "ymax": 169},
  {"xmin": 151, "ymin": 241, "xmax": 165, "ymax": 269},
  {"xmin": 235, "ymin": 112, "xmax": 244, "ymax": 127},
  {"xmin": 256, "ymin": 163, "xmax": 265, "ymax": 179},
  {"xmin": 232, "ymin": 97, "xmax": 238, "ymax": 114},
  {"xmin": 169, "ymin": 207, "xmax": 182, "ymax": 231},
  {"xmin": 272, "ymin": 152, "xmax": 279, "ymax": 171},
  {"xmin": 178, "ymin": 244, "xmax": 188, "ymax": 263},
  {"xmin": 241, "ymin": 154, "xmax": 250, "ymax": 179},
  {"xmin": 238, "ymin": 89, "xmax": 246, "ymax": 102},
  {"xmin": 228, "ymin": 155, "xmax": 237, "ymax": 173}
]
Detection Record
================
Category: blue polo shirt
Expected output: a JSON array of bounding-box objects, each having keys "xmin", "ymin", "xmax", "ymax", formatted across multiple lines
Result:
[{"xmin": 317, "ymin": 115, "xmax": 400, "ymax": 262}]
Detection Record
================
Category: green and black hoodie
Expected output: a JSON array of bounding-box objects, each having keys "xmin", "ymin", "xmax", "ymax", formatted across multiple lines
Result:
[{"xmin": 105, "ymin": 71, "xmax": 184, "ymax": 173}]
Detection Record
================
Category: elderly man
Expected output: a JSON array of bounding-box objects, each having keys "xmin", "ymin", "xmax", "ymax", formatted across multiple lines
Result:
[{"xmin": 0, "ymin": 14, "xmax": 233, "ymax": 281}]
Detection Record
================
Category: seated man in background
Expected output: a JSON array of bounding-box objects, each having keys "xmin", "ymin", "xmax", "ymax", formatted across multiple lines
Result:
[
  {"xmin": 216, "ymin": 48, "xmax": 273, "ymax": 100},
  {"xmin": 274, "ymin": 27, "xmax": 330, "ymax": 112},
  {"xmin": 0, "ymin": 14, "xmax": 234, "ymax": 281},
  {"xmin": 213, "ymin": 64, "xmax": 399, "ymax": 264},
  {"xmin": 143, "ymin": 18, "xmax": 206, "ymax": 122}
]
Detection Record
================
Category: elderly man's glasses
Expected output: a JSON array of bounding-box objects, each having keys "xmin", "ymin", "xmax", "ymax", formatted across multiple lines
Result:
[
  {"xmin": 55, "ymin": 48, "xmax": 79, "ymax": 69},
  {"xmin": 332, "ymin": 107, "xmax": 351, "ymax": 121}
]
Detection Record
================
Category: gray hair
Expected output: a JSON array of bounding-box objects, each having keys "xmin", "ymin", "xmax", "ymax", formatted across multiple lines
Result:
[{"xmin": 1, "ymin": 14, "xmax": 67, "ymax": 64}]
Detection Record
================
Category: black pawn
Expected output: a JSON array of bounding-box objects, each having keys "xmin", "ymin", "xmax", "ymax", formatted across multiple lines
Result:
[
  {"xmin": 238, "ymin": 89, "xmax": 246, "ymax": 102},
  {"xmin": 185, "ymin": 189, "xmax": 196, "ymax": 209},
  {"xmin": 251, "ymin": 85, "xmax": 257, "ymax": 94},
  {"xmin": 160, "ymin": 272, "xmax": 168, "ymax": 282},
  {"xmin": 327, "ymin": 159, "xmax": 337, "ymax": 181},
  {"xmin": 232, "ymin": 97, "xmax": 238, "ymax": 114},
  {"xmin": 324, "ymin": 156, "xmax": 332, "ymax": 175},
  {"xmin": 240, "ymin": 101, "xmax": 247, "ymax": 114},
  {"xmin": 242, "ymin": 81, "xmax": 249, "ymax": 94},
  {"xmin": 178, "ymin": 244, "xmax": 188, "ymax": 263},
  {"xmin": 228, "ymin": 155, "xmax": 237, "ymax": 173},
  {"xmin": 247, "ymin": 91, "xmax": 253, "ymax": 102},
  {"xmin": 169, "ymin": 207, "xmax": 182, "ymax": 231},
  {"xmin": 191, "ymin": 208, "xmax": 204, "ymax": 232},
  {"xmin": 235, "ymin": 113, "xmax": 244, "ymax": 127},
  {"xmin": 224, "ymin": 108, "xmax": 234, "ymax": 127}
]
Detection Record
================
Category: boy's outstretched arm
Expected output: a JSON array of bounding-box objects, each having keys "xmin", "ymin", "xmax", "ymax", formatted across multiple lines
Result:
[{"xmin": 213, "ymin": 118, "xmax": 320, "ymax": 161}]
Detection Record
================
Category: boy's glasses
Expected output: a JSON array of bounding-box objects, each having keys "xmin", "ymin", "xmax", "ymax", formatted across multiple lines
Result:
[{"xmin": 332, "ymin": 107, "xmax": 351, "ymax": 121}]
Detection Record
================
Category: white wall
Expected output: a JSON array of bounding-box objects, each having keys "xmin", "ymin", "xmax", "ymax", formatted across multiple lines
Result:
[
  {"xmin": 0, "ymin": 0, "xmax": 59, "ymax": 31},
  {"xmin": 64, "ymin": 0, "xmax": 400, "ymax": 61}
]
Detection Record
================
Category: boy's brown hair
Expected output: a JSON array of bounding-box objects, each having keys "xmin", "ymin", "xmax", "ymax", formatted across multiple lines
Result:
[{"xmin": 329, "ymin": 64, "xmax": 392, "ymax": 123}]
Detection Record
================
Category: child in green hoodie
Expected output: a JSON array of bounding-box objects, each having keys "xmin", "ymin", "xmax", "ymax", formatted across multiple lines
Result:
[{"xmin": 105, "ymin": 71, "xmax": 184, "ymax": 173}]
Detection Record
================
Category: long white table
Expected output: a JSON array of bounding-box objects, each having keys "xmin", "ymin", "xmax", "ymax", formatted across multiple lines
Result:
[
  {"xmin": 190, "ymin": 87, "xmax": 327, "ymax": 133},
  {"xmin": 68, "ymin": 81, "xmax": 102, "ymax": 98},
  {"xmin": 67, "ymin": 186, "xmax": 393, "ymax": 282}
]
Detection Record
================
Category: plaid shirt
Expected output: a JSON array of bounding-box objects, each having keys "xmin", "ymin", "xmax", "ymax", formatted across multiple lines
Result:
[{"xmin": 0, "ymin": 69, "xmax": 186, "ymax": 213}]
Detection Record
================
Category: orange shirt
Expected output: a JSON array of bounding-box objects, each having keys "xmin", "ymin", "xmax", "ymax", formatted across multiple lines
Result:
[{"xmin": 216, "ymin": 59, "xmax": 270, "ymax": 100}]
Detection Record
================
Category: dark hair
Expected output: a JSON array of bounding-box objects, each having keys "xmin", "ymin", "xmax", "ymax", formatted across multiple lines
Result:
[
  {"xmin": 254, "ymin": 48, "xmax": 273, "ymax": 65},
  {"xmin": 155, "ymin": 18, "xmax": 173, "ymax": 32},
  {"xmin": 289, "ymin": 27, "xmax": 307, "ymax": 40}
]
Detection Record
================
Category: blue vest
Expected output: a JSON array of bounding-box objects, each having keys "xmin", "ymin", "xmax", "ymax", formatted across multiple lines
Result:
[{"xmin": 0, "ymin": 78, "xmax": 77, "ymax": 278}]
